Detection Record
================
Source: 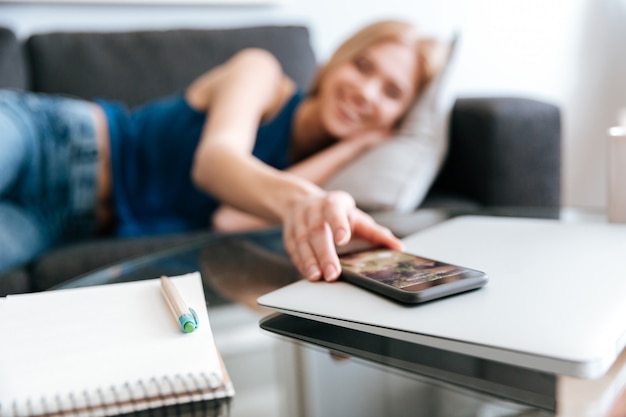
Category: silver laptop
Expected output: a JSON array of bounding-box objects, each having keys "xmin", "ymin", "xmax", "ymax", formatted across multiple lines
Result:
[{"xmin": 258, "ymin": 215, "xmax": 626, "ymax": 379}]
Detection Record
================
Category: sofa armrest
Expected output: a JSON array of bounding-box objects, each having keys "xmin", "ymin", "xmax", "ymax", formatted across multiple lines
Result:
[
  {"xmin": 432, "ymin": 97, "xmax": 561, "ymax": 208},
  {"xmin": 0, "ymin": 27, "xmax": 28, "ymax": 90}
]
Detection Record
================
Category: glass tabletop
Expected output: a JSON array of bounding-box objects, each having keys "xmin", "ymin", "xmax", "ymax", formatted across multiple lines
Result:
[
  {"xmin": 53, "ymin": 227, "xmax": 297, "ymax": 307},
  {"xmin": 53, "ymin": 205, "xmax": 583, "ymax": 293},
  {"xmin": 52, "ymin": 207, "xmax": 603, "ymax": 417}
]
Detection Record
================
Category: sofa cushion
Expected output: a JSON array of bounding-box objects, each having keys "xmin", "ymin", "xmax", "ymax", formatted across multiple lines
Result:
[
  {"xmin": 0, "ymin": 27, "xmax": 28, "ymax": 90},
  {"xmin": 322, "ymin": 34, "xmax": 460, "ymax": 213},
  {"xmin": 26, "ymin": 25, "xmax": 317, "ymax": 108}
]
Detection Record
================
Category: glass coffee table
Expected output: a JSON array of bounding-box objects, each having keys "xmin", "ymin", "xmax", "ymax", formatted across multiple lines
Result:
[{"xmin": 51, "ymin": 207, "xmax": 623, "ymax": 417}]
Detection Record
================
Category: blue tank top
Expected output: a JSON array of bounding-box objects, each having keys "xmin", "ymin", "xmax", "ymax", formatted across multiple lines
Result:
[{"xmin": 98, "ymin": 91, "xmax": 303, "ymax": 236}]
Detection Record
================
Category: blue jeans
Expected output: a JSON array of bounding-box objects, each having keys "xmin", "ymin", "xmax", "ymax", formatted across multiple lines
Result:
[{"xmin": 0, "ymin": 90, "xmax": 99, "ymax": 274}]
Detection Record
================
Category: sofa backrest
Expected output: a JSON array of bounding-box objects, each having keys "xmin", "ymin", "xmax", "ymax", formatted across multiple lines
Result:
[{"xmin": 1, "ymin": 25, "xmax": 317, "ymax": 108}]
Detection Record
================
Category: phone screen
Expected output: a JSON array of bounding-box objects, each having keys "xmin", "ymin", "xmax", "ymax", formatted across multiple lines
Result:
[{"xmin": 340, "ymin": 249, "xmax": 481, "ymax": 292}]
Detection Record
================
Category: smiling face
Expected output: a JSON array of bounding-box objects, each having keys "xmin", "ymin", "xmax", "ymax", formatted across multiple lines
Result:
[{"xmin": 317, "ymin": 40, "xmax": 418, "ymax": 139}]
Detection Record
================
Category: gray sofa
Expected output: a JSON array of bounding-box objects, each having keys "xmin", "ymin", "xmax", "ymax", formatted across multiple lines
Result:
[{"xmin": 0, "ymin": 25, "xmax": 561, "ymax": 295}]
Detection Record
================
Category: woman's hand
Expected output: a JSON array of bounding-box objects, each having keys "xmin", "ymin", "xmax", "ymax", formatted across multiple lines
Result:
[{"xmin": 282, "ymin": 190, "xmax": 404, "ymax": 282}]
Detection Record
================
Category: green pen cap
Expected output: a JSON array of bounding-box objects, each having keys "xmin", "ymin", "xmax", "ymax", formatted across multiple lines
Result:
[{"xmin": 178, "ymin": 308, "xmax": 199, "ymax": 333}]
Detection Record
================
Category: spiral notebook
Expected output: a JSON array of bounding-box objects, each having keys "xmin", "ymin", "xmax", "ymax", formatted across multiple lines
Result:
[{"xmin": 0, "ymin": 272, "xmax": 234, "ymax": 417}]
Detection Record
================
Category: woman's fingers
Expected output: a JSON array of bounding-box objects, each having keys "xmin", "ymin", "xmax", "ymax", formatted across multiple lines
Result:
[
  {"xmin": 283, "ymin": 211, "xmax": 320, "ymax": 281},
  {"xmin": 283, "ymin": 192, "xmax": 343, "ymax": 282},
  {"xmin": 308, "ymin": 222, "xmax": 340, "ymax": 281},
  {"xmin": 309, "ymin": 191, "xmax": 356, "ymax": 281},
  {"xmin": 283, "ymin": 191, "xmax": 403, "ymax": 283},
  {"xmin": 350, "ymin": 210, "xmax": 405, "ymax": 251},
  {"xmin": 321, "ymin": 191, "xmax": 354, "ymax": 246}
]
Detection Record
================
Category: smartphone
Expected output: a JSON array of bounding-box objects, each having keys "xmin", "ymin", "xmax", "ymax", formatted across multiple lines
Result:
[{"xmin": 339, "ymin": 248, "xmax": 488, "ymax": 304}]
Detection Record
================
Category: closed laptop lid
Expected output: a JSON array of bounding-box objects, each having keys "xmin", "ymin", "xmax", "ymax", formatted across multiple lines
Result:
[{"xmin": 258, "ymin": 216, "xmax": 626, "ymax": 378}]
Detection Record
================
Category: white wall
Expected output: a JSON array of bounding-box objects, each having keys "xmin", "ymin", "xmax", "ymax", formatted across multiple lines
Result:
[{"xmin": 1, "ymin": 0, "xmax": 625, "ymax": 209}]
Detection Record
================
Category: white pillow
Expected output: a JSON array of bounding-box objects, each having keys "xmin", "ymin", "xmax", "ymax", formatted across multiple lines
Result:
[{"xmin": 323, "ymin": 33, "xmax": 460, "ymax": 213}]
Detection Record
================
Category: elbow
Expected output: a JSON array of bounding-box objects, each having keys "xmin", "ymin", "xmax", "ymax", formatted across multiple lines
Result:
[
  {"xmin": 191, "ymin": 138, "xmax": 234, "ymax": 190},
  {"xmin": 191, "ymin": 147, "xmax": 218, "ymax": 193},
  {"xmin": 231, "ymin": 48, "xmax": 282, "ymax": 74},
  {"xmin": 191, "ymin": 162, "xmax": 205, "ymax": 190}
]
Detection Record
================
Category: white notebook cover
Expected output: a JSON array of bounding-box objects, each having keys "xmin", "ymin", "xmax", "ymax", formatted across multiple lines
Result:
[
  {"xmin": 258, "ymin": 216, "xmax": 626, "ymax": 379},
  {"xmin": 0, "ymin": 272, "xmax": 234, "ymax": 417}
]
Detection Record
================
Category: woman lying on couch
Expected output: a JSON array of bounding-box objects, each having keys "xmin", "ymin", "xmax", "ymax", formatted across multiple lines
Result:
[{"xmin": 0, "ymin": 19, "xmax": 445, "ymax": 282}]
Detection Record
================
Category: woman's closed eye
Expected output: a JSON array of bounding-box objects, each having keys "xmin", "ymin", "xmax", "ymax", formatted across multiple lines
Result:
[
  {"xmin": 354, "ymin": 56, "xmax": 405, "ymax": 101},
  {"xmin": 354, "ymin": 56, "xmax": 373, "ymax": 74},
  {"xmin": 383, "ymin": 82, "xmax": 403, "ymax": 100}
]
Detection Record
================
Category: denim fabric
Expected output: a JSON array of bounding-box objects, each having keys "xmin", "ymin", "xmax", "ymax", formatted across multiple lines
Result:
[{"xmin": 0, "ymin": 90, "xmax": 99, "ymax": 273}]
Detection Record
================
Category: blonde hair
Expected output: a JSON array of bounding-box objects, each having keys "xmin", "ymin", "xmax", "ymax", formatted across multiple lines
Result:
[{"xmin": 309, "ymin": 19, "xmax": 447, "ymax": 101}]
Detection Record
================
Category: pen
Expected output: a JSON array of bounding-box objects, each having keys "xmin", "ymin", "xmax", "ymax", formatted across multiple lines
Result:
[{"xmin": 160, "ymin": 276, "xmax": 199, "ymax": 333}]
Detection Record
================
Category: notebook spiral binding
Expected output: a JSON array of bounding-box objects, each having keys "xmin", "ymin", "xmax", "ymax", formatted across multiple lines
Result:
[{"xmin": 2, "ymin": 372, "xmax": 231, "ymax": 417}]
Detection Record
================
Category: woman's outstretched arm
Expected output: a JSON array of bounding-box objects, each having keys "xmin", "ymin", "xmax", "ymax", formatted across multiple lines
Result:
[
  {"xmin": 187, "ymin": 49, "xmax": 402, "ymax": 281},
  {"xmin": 212, "ymin": 130, "xmax": 391, "ymax": 232}
]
